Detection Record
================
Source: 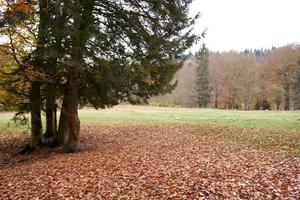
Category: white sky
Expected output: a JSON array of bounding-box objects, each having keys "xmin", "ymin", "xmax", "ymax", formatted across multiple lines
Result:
[{"xmin": 189, "ymin": 0, "xmax": 300, "ymax": 52}]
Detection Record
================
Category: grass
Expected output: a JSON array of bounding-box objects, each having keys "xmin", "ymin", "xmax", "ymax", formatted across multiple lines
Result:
[
  {"xmin": 80, "ymin": 105, "xmax": 300, "ymax": 155},
  {"xmin": 0, "ymin": 105, "xmax": 299, "ymax": 132},
  {"xmin": 79, "ymin": 105, "xmax": 300, "ymax": 131},
  {"xmin": 0, "ymin": 105, "xmax": 299, "ymax": 156}
]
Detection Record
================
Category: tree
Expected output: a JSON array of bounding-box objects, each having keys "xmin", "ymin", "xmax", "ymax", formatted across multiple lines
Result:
[
  {"xmin": 193, "ymin": 44, "xmax": 210, "ymax": 107},
  {"xmin": 269, "ymin": 85, "xmax": 284, "ymax": 110},
  {"xmin": 1, "ymin": 0, "xmax": 200, "ymax": 152},
  {"xmin": 0, "ymin": 0, "xmax": 45, "ymax": 148},
  {"xmin": 292, "ymin": 60, "xmax": 300, "ymax": 109},
  {"xmin": 209, "ymin": 52, "xmax": 227, "ymax": 109},
  {"xmin": 265, "ymin": 45, "xmax": 300, "ymax": 110}
]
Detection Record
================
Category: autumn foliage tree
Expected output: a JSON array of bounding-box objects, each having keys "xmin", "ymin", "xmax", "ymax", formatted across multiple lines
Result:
[
  {"xmin": 292, "ymin": 60, "xmax": 300, "ymax": 109},
  {"xmin": 265, "ymin": 45, "xmax": 300, "ymax": 110},
  {"xmin": 0, "ymin": 0, "xmax": 39, "ymax": 136},
  {"xmin": 211, "ymin": 46, "xmax": 300, "ymax": 110},
  {"xmin": 152, "ymin": 45, "xmax": 300, "ymax": 110}
]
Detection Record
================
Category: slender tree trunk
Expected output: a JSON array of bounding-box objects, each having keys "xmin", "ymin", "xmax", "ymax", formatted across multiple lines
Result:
[
  {"xmin": 214, "ymin": 98, "xmax": 218, "ymax": 109},
  {"xmin": 45, "ymin": 83, "xmax": 56, "ymax": 138},
  {"xmin": 30, "ymin": 81, "xmax": 43, "ymax": 148},
  {"xmin": 214, "ymin": 91, "xmax": 220, "ymax": 109},
  {"xmin": 245, "ymin": 100, "xmax": 249, "ymax": 110},
  {"xmin": 276, "ymin": 102, "xmax": 280, "ymax": 110},
  {"xmin": 54, "ymin": 103, "xmax": 57, "ymax": 137},
  {"xmin": 284, "ymin": 83, "xmax": 290, "ymax": 110}
]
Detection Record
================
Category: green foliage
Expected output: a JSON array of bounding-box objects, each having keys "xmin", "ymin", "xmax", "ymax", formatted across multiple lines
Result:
[
  {"xmin": 0, "ymin": 0, "xmax": 200, "ymax": 123},
  {"xmin": 78, "ymin": 0, "xmax": 199, "ymax": 108},
  {"xmin": 194, "ymin": 44, "xmax": 210, "ymax": 107},
  {"xmin": 12, "ymin": 0, "xmax": 200, "ymax": 109}
]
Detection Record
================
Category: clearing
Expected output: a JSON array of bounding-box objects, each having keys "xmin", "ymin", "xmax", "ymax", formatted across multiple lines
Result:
[{"xmin": 0, "ymin": 106, "xmax": 299, "ymax": 199}]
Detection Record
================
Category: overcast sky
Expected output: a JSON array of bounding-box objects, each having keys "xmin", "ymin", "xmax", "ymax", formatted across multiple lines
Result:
[{"xmin": 189, "ymin": 0, "xmax": 300, "ymax": 52}]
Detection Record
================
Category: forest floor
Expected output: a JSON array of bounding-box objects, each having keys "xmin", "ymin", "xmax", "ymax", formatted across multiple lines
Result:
[{"xmin": 0, "ymin": 122, "xmax": 299, "ymax": 199}]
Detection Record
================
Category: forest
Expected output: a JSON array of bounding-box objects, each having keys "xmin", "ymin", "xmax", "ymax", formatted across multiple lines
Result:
[{"xmin": 151, "ymin": 44, "xmax": 300, "ymax": 110}]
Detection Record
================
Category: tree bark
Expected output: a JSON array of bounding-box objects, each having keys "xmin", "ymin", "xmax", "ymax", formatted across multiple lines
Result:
[
  {"xmin": 30, "ymin": 81, "xmax": 43, "ymax": 148},
  {"xmin": 29, "ymin": 0, "xmax": 47, "ymax": 147},
  {"xmin": 45, "ymin": 83, "xmax": 56, "ymax": 138},
  {"xmin": 63, "ymin": 69, "xmax": 80, "ymax": 152},
  {"xmin": 60, "ymin": 0, "xmax": 95, "ymax": 152},
  {"xmin": 54, "ymin": 103, "xmax": 57, "ymax": 138},
  {"xmin": 55, "ymin": 95, "xmax": 69, "ymax": 146}
]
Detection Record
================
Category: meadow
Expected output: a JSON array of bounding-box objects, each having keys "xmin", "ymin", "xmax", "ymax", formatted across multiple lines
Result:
[
  {"xmin": 79, "ymin": 106, "xmax": 300, "ymax": 130},
  {"xmin": 0, "ymin": 106, "xmax": 299, "ymax": 199},
  {"xmin": 1, "ymin": 105, "xmax": 299, "ymax": 131}
]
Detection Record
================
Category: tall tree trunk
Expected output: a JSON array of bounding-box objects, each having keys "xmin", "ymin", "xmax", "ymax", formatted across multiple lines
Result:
[
  {"xmin": 29, "ymin": 0, "xmax": 47, "ymax": 147},
  {"xmin": 55, "ymin": 95, "xmax": 69, "ymax": 146},
  {"xmin": 45, "ymin": 83, "xmax": 56, "ymax": 138},
  {"xmin": 30, "ymin": 81, "xmax": 43, "ymax": 148},
  {"xmin": 63, "ymin": 69, "xmax": 80, "ymax": 152},
  {"xmin": 59, "ymin": 0, "xmax": 95, "ymax": 152}
]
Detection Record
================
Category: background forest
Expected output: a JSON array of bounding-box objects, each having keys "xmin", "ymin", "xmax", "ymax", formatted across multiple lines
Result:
[{"xmin": 151, "ymin": 44, "xmax": 300, "ymax": 110}]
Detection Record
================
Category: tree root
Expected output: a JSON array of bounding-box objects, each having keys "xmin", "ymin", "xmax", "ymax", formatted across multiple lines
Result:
[{"xmin": 18, "ymin": 144, "xmax": 35, "ymax": 155}]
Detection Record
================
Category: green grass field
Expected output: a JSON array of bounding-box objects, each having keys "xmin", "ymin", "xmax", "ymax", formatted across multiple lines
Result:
[
  {"xmin": 1, "ymin": 105, "xmax": 300, "ymax": 132},
  {"xmin": 80, "ymin": 106, "xmax": 300, "ymax": 131}
]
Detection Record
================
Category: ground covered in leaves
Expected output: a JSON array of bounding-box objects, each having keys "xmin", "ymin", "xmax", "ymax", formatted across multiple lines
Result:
[{"xmin": 0, "ymin": 124, "xmax": 299, "ymax": 199}]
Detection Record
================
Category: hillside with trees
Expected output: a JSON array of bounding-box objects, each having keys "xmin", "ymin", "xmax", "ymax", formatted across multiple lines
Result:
[{"xmin": 151, "ymin": 44, "xmax": 300, "ymax": 110}]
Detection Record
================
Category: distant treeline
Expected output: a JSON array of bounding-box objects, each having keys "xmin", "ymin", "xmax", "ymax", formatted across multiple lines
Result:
[{"xmin": 150, "ymin": 44, "xmax": 300, "ymax": 110}]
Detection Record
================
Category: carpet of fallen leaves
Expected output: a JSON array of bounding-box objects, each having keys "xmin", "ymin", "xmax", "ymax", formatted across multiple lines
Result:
[{"xmin": 0, "ymin": 124, "xmax": 299, "ymax": 199}]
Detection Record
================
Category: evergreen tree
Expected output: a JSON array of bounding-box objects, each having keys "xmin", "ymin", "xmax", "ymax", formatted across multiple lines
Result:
[
  {"xmin": 60, "ymin": 0, "xmax": 200, "ymax": 151},
  {"xmin": 194, "ymin": 44, "xmax": 210, "ymax": 108},
  {"xmin": 1, "ymin": 0, "xmax": 201, "ymax": 152}
]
